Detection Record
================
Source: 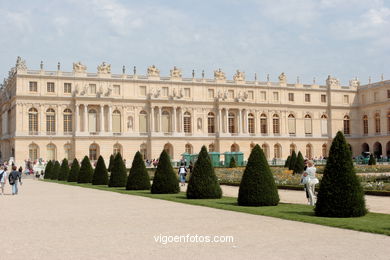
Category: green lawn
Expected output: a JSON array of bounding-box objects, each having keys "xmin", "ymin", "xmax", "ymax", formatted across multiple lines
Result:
[{"xmin": 43, "ymin": 179, "xmax": 390, "ymax": 236}]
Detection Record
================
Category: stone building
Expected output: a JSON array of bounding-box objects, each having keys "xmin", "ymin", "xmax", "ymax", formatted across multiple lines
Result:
[{"xmin": 0, "ymin": 57, "xmax": 389, "ymax": 166}]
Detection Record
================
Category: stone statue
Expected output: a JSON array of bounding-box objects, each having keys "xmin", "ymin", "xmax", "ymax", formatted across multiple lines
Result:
[
  {"xmin": 178, "ymin": 88, "xmax": 183, "ymax": 98},
  {"xmin": 214, "ymin": 68, "xmax": 226, "ymax": 80},
  {"xmin": 233, "ymin": 70, "xmax": 245, "ymax": 81},
  {"xmin": 223, "ymin": 90, "xmax": 228, "ymax": 100},
  {"xmin": 172, "ymin": 88, "xmax": 177, "ymax": 97},
  {"xmin": 73, "ymin": 62, "xmax": 87, "ymax": 73},
  {"xmin": 278, "ymin": 72, "xmax": 287, "ymax": 83},
  {"xmin": 151, "ymin": 87, "xmax": 161, "ymax": 98},
  {"xmin": 349, "ymin": 78, "xmax": 360, "ymax": 87},
  {"xmin": 15, "ymin": 56, "xmax": 27, "ymax": 71},
  {"xmin": 80, "ymin": 84, "xmax": 88, "ymax": 96},
  {"xmin": 147, "ymin": 65, "xmax": 160, "ymax": 77},
  {"xmin": 105, "ymin": 84, "xmax": 112, "ymax": 96},
  {"xmin": 326, "ymin": 75, "xmax": 340, "ymax": 87},
  {"xmin": 170, "ymin": 66, "xmax": 182, "ymax": 78},
  {"xmin": 97, "ymin": 62, "xmax": 111, "ymax": 74},
  {"xmin": 127, "ymin": 116, "xmax": 133, "ymax": 130},
  {"xmin": 197, "ymin": 118, "xmax": 202, "ymax": 130}
]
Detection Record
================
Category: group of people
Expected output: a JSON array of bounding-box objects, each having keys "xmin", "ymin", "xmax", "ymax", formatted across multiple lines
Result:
[
  {"xmin": 301, "ymin": 160, "xmax": 319, "ymax": 206},
  {"xmin": 0, "ymin": 165, "xmax": 23, "ymax": 195},
  {"xmin": 145, "ymin": 159, "xmax": 159, "ymax": 168}
]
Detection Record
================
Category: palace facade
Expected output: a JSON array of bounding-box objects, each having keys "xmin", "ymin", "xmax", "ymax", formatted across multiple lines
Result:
[{"xmin": 0, "ymin": 57, "xmax": 389, "ymax": 166}]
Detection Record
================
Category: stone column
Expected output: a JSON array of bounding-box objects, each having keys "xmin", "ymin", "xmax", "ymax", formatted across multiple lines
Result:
[
  {"xmin": 83, "ymin": 105, "xmax": 88, "ymax": 132},
  {"xmin": 218, "ymin": 108, "xmax": 222, "ymax": 133},
  {"xmin": 225, "ymin": 108, "xmax": 229, "ymax": 133},
  {"xmin": 39, "ymin": 105, "xmax": 43, "ymax": 134},
  {"xmin": 158, "ymin": 107, "xmax": 162, "ymax": 132},
  {"xmin": 237, "ymin": 109, "xmax": 241, "ymax": 134},
  {"xmin": 99, "ymin": 105, "xmax": 104, "ymax": 132},
  {"xmin": 245, "ymin": 110, "xmax": 249, "ymax": 133},
  {"xmin": 75, "ymin": 104, "xmax": 79, "ymax": 132},
  {"xmin": 150, "ymin": 107, "xmax": 154, "ymax": 132},
  {"xmin": 108, "ymin": 105, "xmax": 112, "ymax": 132},
  {"xmin": 172, "ymin": 106, "xmax": 177, "ymax": 133}
]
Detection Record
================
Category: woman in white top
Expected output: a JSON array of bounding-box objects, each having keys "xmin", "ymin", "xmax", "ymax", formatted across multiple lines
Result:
[
  {"xmin": 303, "ymin": 160, "xmax": 319, "ymax": 206},
  {"xmin": 0, "ymin": 166, "xmax": 7, "ymax": 195}
]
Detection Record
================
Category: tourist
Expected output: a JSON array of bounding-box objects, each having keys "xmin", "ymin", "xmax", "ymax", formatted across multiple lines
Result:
[
  {"xmin": 0, "ymin": 166, "xmax": 7, "ymax": 195},
  {"xmin": 303, "ymin": 160, "xmax": 319, "ymax": 206},
  {"xmin": 178, "ymin": 163, "xmax": 187, "ymax": 186},
  {"xmin": 9, "ymin": 165, "xmax": 22, "ymax": 195},
  {"xmin": 301, "ymin": 159, "xmax": 310, "ymax": 204}
]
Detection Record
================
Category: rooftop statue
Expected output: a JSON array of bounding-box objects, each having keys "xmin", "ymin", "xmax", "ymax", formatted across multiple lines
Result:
[
  {"xmin": 15, "ymin": 56, "xmax": 27, "ymax": 71},
  {"xmin": 147, "ymin": 65, "xmax": 160, "ymax": 77},
  {"xmin": 73, "ymin": 62, "xmax": 87, "ymax": 73},
  {"xmin": 97, "ymin": 62, "xmax": 111, "ymax": 74},
  {"xmin": 278, "ymin": 72, "xmax": 287, "ymax": 83},
  {"xmin": 170, "ymin": 66, "xmax": 182, "ymax": 78},
  {"xmin": 233, "ymin": 70, "xmax": 245, "ymax": 81},
  {"xmin": 214, "ymin": 68, "xmax": 226, "ymax": 80},
  {"xmin": 326, "ymin": 75, "xmax": 340, "ymax": 87},
  {"xmin": 349, "ymin": 78, "xmax": 360, "ymax": 87}
]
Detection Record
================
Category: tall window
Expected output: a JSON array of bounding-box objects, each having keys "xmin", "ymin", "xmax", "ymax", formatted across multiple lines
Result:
[
  {"xmin": 89, "ymin": 144, "xmax": 98, "ymax": 161},
  {"xmin": 289, "ymin": 144, "xmax": 296, "ymax": 155},
  {"xmin": 112, "ymin": 110, "xmax": 121, "ymax": 133},
  {"xmin": 89, "ymin": 84, "xmax": 96, "ymax": 94},
  {"xmin": 28, "ymin": 108, "xmax": 38, "ymax": 134},
  {"xmin": 272, "ymin": 114, "xmax": 280, "ymax": 134},
  {"xmin": 64, "ymin": 83, "xmax": 72, "ymax": 93},
  {"xmin": 262, "ymin": 144, "xmax": 269, "ymax": 159},
  {"xmin": 29, "ymin": 144, "xmax": 39, "ymax": 161},
  {"xmin": 248, "ymin": 113, "xmax": 255, "ymax": 134},
  {"xmin": 207, "ymin": 112, "xmax": 215, "ymax": 133},
  {"xmin": 47, "ymin": 143, "xmax": 56, "ymax": 161},
  {"xmin": 321, "ymin": 114, "xmax": 328, "ymax": 135},
  {"xmin": 305, "ymin": 94, "xmax": 311, "ymax": 102},
  {"xmin": 288, "ymin": 114, "xmax": 296, "ymax": 135},
  {"xmin": 162, "ymin": 111, "xmax": 171, "ymax": 133},
  {"xmin": 322, "ymin": 144, "xmax": 327, "ymax": 157},
  {"xmin": 273, "ymin": 92, "xmax": 279, "ymax": 101},
  {"xmin": 306, "ymin": 144, "xmax": 313, "ymax": 159},
  {"xmin": 113, "ymin": 85, "xmax": 120, "ymax": 95},
  {"xmin": 46, "ymin": 108, "xmax": 56, "ymax": 134},
  {"xmin": 304, "ymin": 114, "xmax": 312, "ymax": 135},
  {"xmin": 228, "ymin": 112, "xmax": 235, "ymax": 133},
  {"xmin": 139, "ymin": 111, "xmax": 147, "ymax": 133},
  {"xmin": 47, "ymin": 82, "xmax": 55, "ymax": 93},
  {"xmin": 184, "ymin": 112, "xmax": 191, "ymax": 133},
  {"xmin": 185, "ymin": 144, "xmax": 192, "ymax": 154},
  {"xmin": 363, "ymin": 115, "xmax": 368, "ymax": 135},
  {"xmin": 140, "ymin": 143, "xmax": 147, "ymax": 159},
  {"xmin": 63, "ymin": 109, "xmax": 72, "ymax": 133},
  {"xmin": 209, "ymin": 143, "xmax": 215, "ymax": 152},
  {"xmin": 321, "ymin": 94, "xmax": 326, "ymax": 103},
  {"xmin": 88, "ymin": 109, "xmax": 97, "ymax": 133},
  {"xmin": 375, "ymin": 113, "xmax": 381, "ymax": 134},
  {"xmin": 274, "ymin": 144, "xmax": 281, "ymax": 159},
  {"xmin": 64, "ymin": 143, "xmax": 72, "ymax": 160},
  {"xmin": 288, "ymin": 93, "xmax": 294, "ymax": 101},
  {"xmin": 29, "ymin": 81, "xmax": 38, "ymax": 92},
  {"xmin": 113, "ymin": 143, "xmax": 122, "ymax": 155},
  {"xmin": 343, "ymin": 115, "xmax": 350, "ymax": 135},
  {"xmin": 260, "ymin": 114, "xmax": 267, "ymax": 134}
]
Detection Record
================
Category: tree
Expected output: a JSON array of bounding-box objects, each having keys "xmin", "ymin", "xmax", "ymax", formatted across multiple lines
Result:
[
  {"xmin": 187, "ymin": 146, "xmax": 222, "ymax": 199},
  {"xmin": 151, "ymin": 150, "xmax": 180, "ymax": 194},
  {"xmin": 126, "ymin": 151, "xmax": 151, "ymax": 190},
  {"xmin": 58, "ymin": 159, "xmax": 69, "ymax": 181},
  {"xmin": 78, "ymin": 156, "xmax": 93, "ymax": 183},
  {"xmin": 289, "ymin": 151, "xmax": 297, "ymax": 170},
  {"xmin": 294, "ymin": 151, "xmax": 305, "ymax": 174},
  {"xmin": 108, "ymin": 153, "xmax": 127, "ymax": 187},
  {"xmin": 229, "ymin": 156, "xmax": 237, "ymax": 168},
  {"xmin": 238, "ymin": 144, "xmax": 279, "ymax": 206},
  {"xmin": 108, "ymin": 154, "xmax": 115, "ymax": 172},
  {"xmin": 92, "ymin": 156, "xmax": 108, "ymax": 185},
  {"xmin": 315, "ymin": 131, "xmax": 367, "ymax": 217},
  {"xmin": 284, "ymin": 155, "xmax": 291, "ymax": 168},
  {"xmin": 51, "ymin": 161, "xmax": 61, "ymax": 180},
  {"xmin": 67, "ymin": 158, "xmax": 80, "ymax": 182},
  {"xmin": 44, "ymin": 160, "xmax": 53, "ymax": 180},
  {"xmin": 368, "ymin": 154, "xmax": 376, "ymax": 165}
]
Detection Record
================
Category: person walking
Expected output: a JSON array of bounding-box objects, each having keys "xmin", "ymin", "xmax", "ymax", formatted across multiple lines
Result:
[
  {"xmin": 9, "ymin": 165, "xmax": 22, "ymax": 195},
  {"xmin": 178, "ymin": 163, "xmax": 187, "ymax": 187},
  {"xmin": 303, "ymin": 160, "xmax": 319, "ymax": 206},
  {"xmin": 0, "ymin": 166, "xmax": 7, "ymax": 195},
  {"xmin": 301, "ymin": 159, "xmax": 310, "ymax": 204}
]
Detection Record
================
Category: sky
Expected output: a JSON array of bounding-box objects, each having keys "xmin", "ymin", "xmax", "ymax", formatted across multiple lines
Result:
[{"xmin": 0, "ymin": 0, "xmax": 389, "ymax": 85}]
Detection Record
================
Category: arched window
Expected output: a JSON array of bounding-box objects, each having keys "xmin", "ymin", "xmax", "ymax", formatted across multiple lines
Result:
[
  {"xmin": 272, "ymin": 114, "xmax": 280, "ymax": 134},
  {"xmin": 321, "ymin": 114, "xmax": 328, "ymax": 135},
  {"xmin": 88, "ymin": 109, "xmax": 97, "ymax": 133},
  {"xmin": 362, "ymin": 143, "xmax": 369, "ymax": 153},
  {"xmin": 288, "ymin": 114, "xmax": 296, "ymax": 134},
  {"xmin": 183, "ymin": 112, "xmax": 191, "ymax": 133},
  {"xmin": 375, "ymin": 113, "xmax": 381, "ymax": 134},
  {"xmin": 248, "ymin": 113, "xmax": 255, "ymax": 134},
  {"xmin": 387, "ymin": 112, "xmax": 390, "ymax": 133},
  {"xmin": 209, "ymin": 143, "xmax": 215, "ymax": 152},
  {"xmin": 28, "ymin": 108, "xmax": 38, "ymax": 134},
  {"xmin": 89, "ymin": 143, "xmax": 99, "ymax": 161},
  {"xmin": 304, "ymin": 114, "xmax": 312, "ymax": 135},
  {"xmin": 113, "ymin": 143, "xmax": 122, "ymax": 155},
  {"xmin": 363, "ymin": 115, "xmax": 368, "ymax": 135},
  {"xmin": 64, "ymin": 143, "xmax": 72, "ymax": 160},
  {"xmin": 185, "ymin": 144, "xmax": 193, "ymax": 154},
  {"xmin": 162, "ymin": 111, "xmax": 171, "ymax": 133},
  {"xmin": 228, "ymin": 112, "xmax": 235, "ymax": 133},
  {"xmin": 112, "ymin": 110, "xmax": 121, "ymax": 133},
  {"xmin": 289, "ymin": 144, "xmax": 296, "ymax": 155},
  {"xmin": 322, "ymin": 144, "xmax": 327, "ymax": 157},
  {"xmin": 230, "ymin": 143, "xmax": 239, "ymax": 152},
  {"xmin": 274, "ymin": 144, "xmax": 281, "ymax": 159},
  {"xmin": 262, "ymin": 144, "xmax": 269, "ymax": 159},
  {"xmin": 260, "ymin": 113, "xmax": 267, "ymax": 134},
  {"xmin": 29, "ymin": 143, "xmax": 39, "ymax": 161},
  {"xmin": 47, "ymin": 143, "xmax": 56, "ymax": 161},
  {"xmin": 207, "ymin": 112, "xmax": 215, "ymax": 133},
  {"xmin": 63, "ymin": 109, "xmax": 72, "ymax": 134},
  {"xmin": 140, "ymin": 143, "xmax": 147, "ymax": 160},
  {"xmin": 250, "ymin": 143, "xmax": 255, "ymax": 150},
  {"xmin": 46, "ymin": 108, "xmax": 56, "ymax": 134},
  {"xmin": 139, "ymin": 111, "xmax": 147, "ymax": 133},
  {"xmin": 343, "ymin": 115, "xmax": 350, "ymax": 135},
  {"xmin": 163, "ymin": 143, "xmax": 173, "ymax": 158},
  {"xmin": 306, "ymin": 144, "xmax": 313, "ymax": 159}
]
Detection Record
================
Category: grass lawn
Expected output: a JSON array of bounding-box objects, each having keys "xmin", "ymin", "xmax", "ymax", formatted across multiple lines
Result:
[{"xmin": 43, "ymin": 179, "xmax": 390, "ymax": 236}]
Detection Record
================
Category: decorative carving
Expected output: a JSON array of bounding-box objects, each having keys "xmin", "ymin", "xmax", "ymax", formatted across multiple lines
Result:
[
  {"xmin": 104, "ymin": 84, "xmax": 112, "ymax": 96},
  {"xmin": 236, "ymin": 91, "xmax": 248, "ymax": 102},
  {"xmin": 326, "ymin": 75, "xmax": 340, "ymax": 87},
  {"xmin": 349, "ymin": 78, "xmax": 360, "ymax": 87},
  {"xmin": 147, "ymin": 65, "xmax": 160, "ymax": 77},
  {"xmin": 73, "ymin": 62, "xmax": 87, "ymax": 73},
  {"xmin": 15, "ymin": 56, "xmax": 27, "ymax": 71},
  {"xmin": 127, "ymin": 116, "xmax": 133, "ymax": 130},
  {"xmin": 233, "ymin": 70, "xmax": 245, "ymax": 81},
  {"xmin": 197, "ymin": 118, "xmax": 202, "ymax": 130},
  {"xmin": 170, "ymin": 66, "xmax": 182, "ymax": 78},
  {"xmin": 150, "ymin": 87, "xmax": 161, "ymax": 98},
  {"xmin": 214, "ymin": 68, "xmax": 226, "ymax": 80},
  {"xmin": 278, "ymin": 72, "xmax": 286, "ymax": 83},
  {"xmin": 97, "ymin": 62, "xmax": 111, "ymax": 74}
]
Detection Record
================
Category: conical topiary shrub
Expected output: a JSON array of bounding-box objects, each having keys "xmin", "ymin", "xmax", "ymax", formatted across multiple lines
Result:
[
  {"xmin": 238, "ymin": 144, "xmax": 279, "ymax": 206},
  {"xmin": 151, "ymin": 150, "xmax": 179, "ymax": 194},
  {"xmin": 294, "ymin": 151, "xmax": 304, "ymax": 174},
  {"xmin": 187, "ymin": 146, "xmax": 222, "ymax": 199},
  {"xmin": 108, "ymin": 154, "xmax": 115, "ymax": 172},
  {"xmin": 368, "ymin": 154, "xmax": 376, "ymax": 165},
  {"xmin": 315, "ymin": 131, "xmax": 367, "ymax": 217},
  {"xmin": 126, "ymin": 151, "xmax": 151, "ymax": 190},
  {"xmin": 44, "ymin": 160, "xmax": 53, "ymax": 179},
  {"xmin": 67, "ymin": 158, "xmax": 80, "ymax": 182},
  {"xmin": 289, "ymin": 151, "xmax": 297, "ymax": 170},
  {"xmin": 51, "ymin": 161, "xmax": 61, "ymax": 180},
  {"xmin": 229, "ymin": 157, "xmax": 237, "ymax": 168},
  {"xmin": 108, "ymin": 153, "xmax": 127, "ymax": 187},
  {"xmin": 78, "ymin": 156, "xmax": 93, "ymax": 183},
  {"xmin": 284, "ymin": 155, "xmax": 291, "ymax": 168},
  {"xmin": 92, "ymin": 156, "xmax": 108, "ymax": 185},
  {"xmin": 58, "ymin": 159, "xmax": 69, "ymax": 181}
]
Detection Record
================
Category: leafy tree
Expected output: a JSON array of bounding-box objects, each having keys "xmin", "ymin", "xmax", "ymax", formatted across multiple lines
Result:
[
  {"xmin": 368, "ymin": 154, "xmax": 376, "ymax": 165},
  {"xmin": 78, "ymin": 156, "xmax": 93, "ymax": 183},
  {"xmin": 294, "ymin": 151, "xmax": 305, "ymax": 174},
  {"xmin": 44, "ymin": 160, "xmax": 53, "ymax": 179},
  {"xmin": 67, "ymin": 158, "xmax": 80, "ymax": 182},
  {"xmin": 126, "ymin": 151, "xmax": 151, "ymax": 190},
  {"xmin": 238, "ymin": 144, "xmax": 279, "ymax": 206},
  {"xmin": 284, "ymin": 155, "xmax": 291, "ymax": 168},
  {"xmin": 108, "ymin": 154, "xmax": 115, "ymax": 172},
  {"xmin": 315, "ymin": 131, "xmax": 367, "ymax": 217},
  {"xmin": 108, "ymin": 153, "xmax": 127, "ymax": 187},
  {"xmin": 151, "ymin": 150, "xmax": 180, "ymax": 194},
  {"xmin": 92, "ymin": 156, "xmax": 108, "ymax": 185},
  {"xmin": 289, "ymin": 151, "xmax": 297, "ymax": 170},
  {"xmin": 187, "ymin": 146, "xmax": 222, "ymax": 199},
  {"xmin": 229, "ymin": 157, "xmax": 237, "ymax": 168},
  {"xmin": 58, "ymin": 159, "xmax": 69, "ymax": 181},
  {"xmin": 51, "ymin": 161, "xmax": 61, "ymax": 180}
]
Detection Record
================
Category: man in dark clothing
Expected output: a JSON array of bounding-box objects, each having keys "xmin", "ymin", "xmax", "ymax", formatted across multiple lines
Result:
[{"xmin": 9, "ymin": 165, "xmax": 22, "ymax": 195}]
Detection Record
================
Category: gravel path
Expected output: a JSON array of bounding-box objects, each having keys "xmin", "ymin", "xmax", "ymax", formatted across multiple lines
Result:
[{"xmin": 1, "ymin": 180, "xmax": 389, "ymax": 260}]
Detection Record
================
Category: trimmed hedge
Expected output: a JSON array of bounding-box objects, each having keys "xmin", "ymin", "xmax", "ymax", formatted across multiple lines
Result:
[
  {"xmin": 108, "ymin": 153, "xmax": 127, "ymax": 187},
  {"xmin": 68, "ymin": 158, "xmax": 80, "ymax": 182},
  {"xmin": 151, "ymin": 150, "xmax": 180, "ymax": 194},
  {"xmin": 92, "ymin": 156, "xmax": 108, "ymax": 185},
  {"xmin": 126, "ymin": 151, "xmax": 151, "ymax": 190},
  {"xmin": 51, "ymin": 161, "xmax": 60, "ymax": 180},
  {"xmin": 78, "ymin": 156, "xmax": 93, "ymax": 183},
  {"xmin": 44, "ymin": 161, "xmax": 53, "ymax": 179},
  {"xmin": 58, "ymin": 159, "xmax": 69, "ymax": 181}
]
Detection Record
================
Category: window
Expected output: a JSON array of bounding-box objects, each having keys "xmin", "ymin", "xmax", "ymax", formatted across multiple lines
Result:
[
  {"xmin": 29, "ymin": 81, "xmax": 38, "ymax": 92},
  {"xmin": 207, "ymin": 112, "xmax": 215, "ymax": 133},
  {"xmin": 113, "ymin": 143, "xmax": 122, "ymax": 155},
  {"xmin": 304, "ymin": 114, "xmax": 312, "ymax": 135},
  {"xmin": 260, "ymin": 91, "xmax": 266, "ymax": 101},
  {"xmin": 209, "ymin": 144, "xmax": 215, "ymax": 152},
  {"xmin": 228, "ymin": 90, "xmax": 234, "ymax": 99},
  {"xmin": 375, "ymin": 113, "xmax": 381, "ymax": 134},
  {"xmin": 184, "ymin": 112, "xmax": 191, "ymax": 133},
  {"xmin": 139, "ymin": 86, "xmax": 146, "ymax": 96},
  {"xmin": 89, "ymin": 144, "xmax": 98, "ymax": 161},
  {"xmin": 288, "ymin": 93, "xmax": 294, "ymax": 101},
  {"xmin": 273, "ymin": 92, "xmax": 279, "ymax": 101},
  {"xmin": 343, "ymin": 95, "xmax": 349, "ymax": 104},
  {"xmin": 89, "ymin": 84, "xmax": 96, "ymax": 94},
  {"xmin": 248, "ymin": 91, "xmax": 254, "ymax": 100},
  {"xmin": 306, "ymin": 144, "xmax": 312, "ymax": 159},
  {"xmin": 88, "ymin": 109, "xmax": 97, "ymax": 133},
  {"xmin": 274, "ymin": 144, "xmax": 281, "ymax": 159},
  {"xmin": 46, "ymin": 108, "xmax": 56, "ymax": 134},
  {"xmin": 230, "ymin": 144, "xmax": 239, "ymax": 152},
  {"xmin": 305, "ymin": 93, "xmax": 311, "ymax": 102},
  {"xmin": 185, "ymin": 144, "xmax": 192, "ymax": 154},
  {"xmin": 162, "ymin": 87, "xmax": 168, "ymax": 97},
  {"xmin": 28, "ymin": 108, "xmax": 38, "ymax": 134},
  {"xmin": 113, "ymin": 85, "xmax": 120, "ymax": 95},
  {"xmin": 363, "ymin": 115, "xmax": 368, "ymax": 135},
  {"xmin": 260, "ymin": 114, "xmax": 267, "ymax": 134},
  {"xmin": 321, "ymin": 114, "xmax": 328, "ymax": 135},
  {"xmin": 321, "ymin": 94, "xmax": 326, "ymax": 103},
  {"xmin": 374, "ymin": 92, "xmax": 378, "ymax": 101},
  {"xmin": 47, "ymin": 143, "xmax": 56, "ymax": 161},
  {"xmin": 322, "ymin": 144, "xmax": 327, "ymax": 157},
  {"xmin": 112, "ymin": 110, "xmax": 121, "ymax": 133},
  {"xmin": 29, "ymin": 144, "xmax": 39, "ymax": 161},
  {"xmin": 288, "ymin": 114, "xmax": 296, "ymax": 134},
  {"xmin": 140, "ymin": 143, "xmax": 147, "ymax": 159},
  {"xmin": 248, "ymin": 113, "xmax": 255, "ymax": 134},
  {"xmin": 262, "ymin": 144, "xmax": 269, "ymax": 159},
  {"xmin": 228, "ymin": 112, "xmax": 235, "ymax": 133},
  {"xmin": 208, "ymin": 89, "xmax": 214, "ymax": 99},
  {"xmin": 272, "ymin": 114, "xmax": 280, "ymax": 134},
  {"xmin": 64, "ymin": 83, "xmax": 72, "ymax": 93},
  {"xmin": 63, "ymin": 109, "xmax": 72, "ymax": 133},
  {"xmin": 184, "ymin": 88, "xmax": 190, "ymax": 98},
  {"xmin": 47, "ymin": 82, "xmax": 55, "ymax": 93},
  {"xmin": 343, "ymin": 115, "xmax": 350, "ymax": 135},
  {"xmin": 64, "ymin": 143, "xmax": 72, "ymax": 160},
  {"xmin": 289, "ymin": 144, "xmax": 296, "ymax": 155},
  {"xmin": 139, "ymin": 111, "xmax": 147, "ymax": 133}
]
